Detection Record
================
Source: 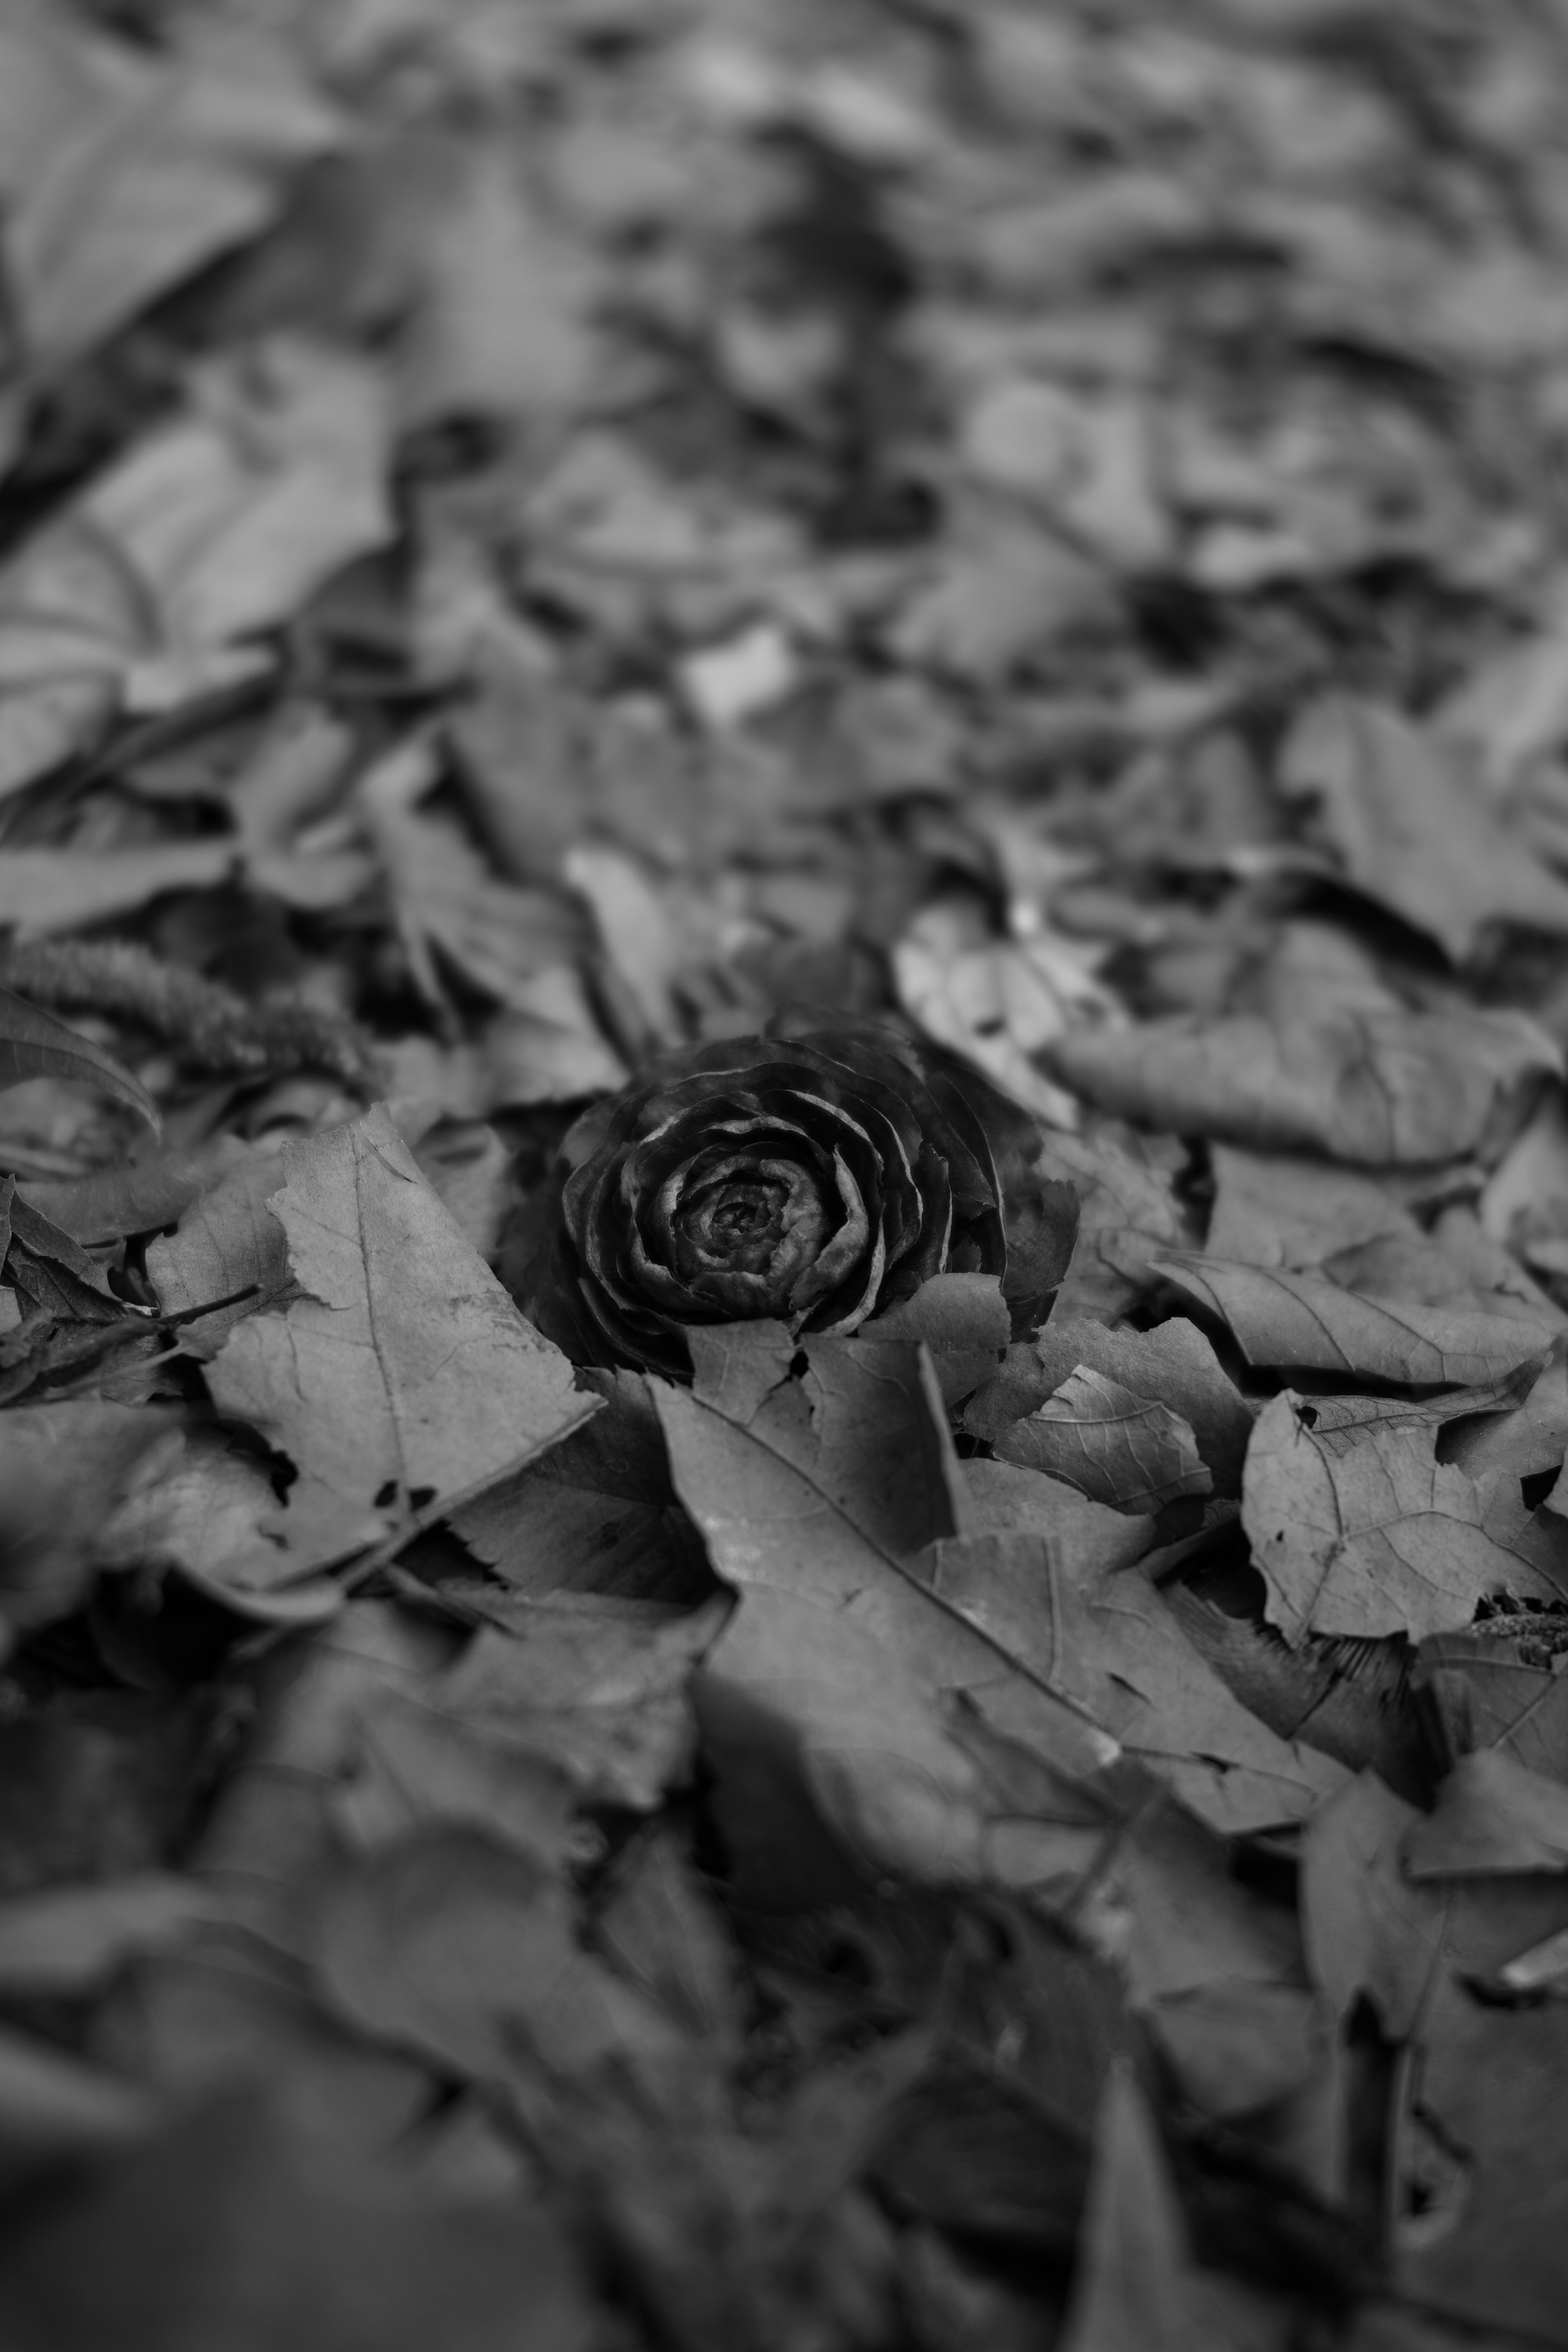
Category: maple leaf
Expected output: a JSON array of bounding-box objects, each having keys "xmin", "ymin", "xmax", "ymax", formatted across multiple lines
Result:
[{"xmin": 1243, "ymin": 1389, "xmax": 1568, "ymax": 1644}]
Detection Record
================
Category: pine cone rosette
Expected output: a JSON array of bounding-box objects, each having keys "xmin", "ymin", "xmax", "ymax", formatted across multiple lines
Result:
[{"xmin": 512, "ymin": 1020, "xmax": 1079, "ymax": 1377}]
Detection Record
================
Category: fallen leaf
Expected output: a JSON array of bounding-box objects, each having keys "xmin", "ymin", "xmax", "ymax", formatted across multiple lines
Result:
[
  {"xmin": 1301, "ymin": 1774, "xmax": 1446, "ymax": 2042},
  {"xmin": 0, "ymin": 2089, "xmax": 593, "ymax": 2352},
  {"xmin": 0, "ymin": 1399, "xmax": 180, "ymax": 1635},
  {"xmin": 967, "ymin": 1314, "xmax": 1253, "ymax": 1494},
  {"xmin": 1403, "ymin": 1749, "xmax": 1568, "ymax": 1877},
  {"xmin": 396, "ymin": 143, "xmax": 599, "ymax": 429},
  {"xmin": 893, "ymin": 900, "xmax": 1102, "ymax": 1126},
  {"xmin": 4, "ymin": 12, "xmax": 340, "ymax": 373},
  {"xmin": 1205, "ymin": 1145, "xmax": 1418, "ymax": 1267},
  {"xmin": 360, "ymin": 738, "xmax": 590, "ymax": 1015},
  {"xmin": 92, "ymin": 1426, "xmax": 351, "ymax": 1619},
  {"xmin": 316, "ymin": 1824, "xmax": 677, "ymax": 2091},
  {"xmin": 18, "ymin": 1140, "xmax": 255, "ymax": 1244},
  {"xmin": 1047, "ymin": 1006, "xmax": 1559, "ymax": 1165},
  {"xmin": 1056, "ymin": 2067, "xmax": 1192, "ymax": 2352},
  {"xmin": 427, "ymin": 1595, "xmax": 728, "ymax": 1812},
  {"xmin": 0, "ymin": 843, "xmax": 237, "ymax": 937},
  {"xmin": 986, "ymin": 1364, "xmax": 1212, "ymax": 1515},
  {"xmin": 0, "ymin": 518, "xmax": 147, "ymax": 799},
  {"xmin": 1279, "ymin": 694, "xmax": 1568, "ymax": 961},
  {"xmin": 925, "ymin": 1506, "xmax": 1348, "ymax": 1834},
  {"xmin": 1154, "ymin": 1252, "xmax": 1559, "ymax": 1387},
  {"xmin": 1243, "ymin": 1389, "xmax": 1568, "ymax": 1644},
  {"xmin": 80, "ymin": 335, "xmax": 393, "ymax": 696},
  {"xmin": 0, "ymin": 1875, "xmax": 218, "ymax": 1998},
  {"xmin": 207, "ymin": 1105, "xmax": 597, "ymax": 1549},
  {"xmin": 656, "ymin": 1328, "xmax": 1122, "ymax": 1887},
  {"xmin": 145, "ymin": 1150, "xmax": 293, "ymax": 1357},
  {"xmin": 1416, "ymin": 1625, "xmax": 1568, "ymax": 1779},
  {"xmin": 336, "ymin": 1689, "xmax": 575, "ymax": 1868},
  {"xmin": 0, "ymin": 987, "xmax": 159, "ymax": 1133}
]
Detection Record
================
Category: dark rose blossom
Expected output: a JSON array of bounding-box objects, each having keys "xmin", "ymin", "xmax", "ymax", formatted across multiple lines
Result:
[{"xmin": 510, "ymin": 1018, "xmax": 1079, "ymax": 1377}]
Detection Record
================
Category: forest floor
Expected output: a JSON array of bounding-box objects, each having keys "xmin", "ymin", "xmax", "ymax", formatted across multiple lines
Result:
[{"xmin": 2, "ymin": 1, "xmax": 1568, "ymax": 2346}]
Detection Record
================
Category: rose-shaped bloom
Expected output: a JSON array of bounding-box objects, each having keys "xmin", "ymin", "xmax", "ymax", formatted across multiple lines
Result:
[{"xmin": 512, "ymin": 1019, "xmax": 1078, "ymax": 1376}]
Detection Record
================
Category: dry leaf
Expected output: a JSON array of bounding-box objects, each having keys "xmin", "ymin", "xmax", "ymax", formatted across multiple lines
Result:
[
  {"xmin": 1243, "ymin": 1389, "xmax": 1568, "ymax": 1644},
  {"xmin": 207, "ymin": 1105, "xmax": 597, "ymax": 1550},
  {"xmin": 1048, "ymin": 1006, "xmax": 1559, "ymax": 1165},
  {"xmin": 987, "ymin": 1364, "xmax": 1212, "ymax": 1515},
  {"xmin": 1280, "ymin": 694, "xmax": 1568, "ymax": 961},
  {"xmin": 1154, "ymin": 1252, "xmax": 1559, "ymax": 1387}
]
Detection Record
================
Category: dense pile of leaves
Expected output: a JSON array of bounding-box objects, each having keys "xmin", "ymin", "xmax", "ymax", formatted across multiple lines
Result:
[{"xmin": 8, "ymin": 0, "xmax": 1568, "ymax": 2343}]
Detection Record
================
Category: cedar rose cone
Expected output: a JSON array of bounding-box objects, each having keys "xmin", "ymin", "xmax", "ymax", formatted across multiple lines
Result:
[{"xmin": 509, "ymin": 1019, "xmax": 1080, "ymax": 1376}]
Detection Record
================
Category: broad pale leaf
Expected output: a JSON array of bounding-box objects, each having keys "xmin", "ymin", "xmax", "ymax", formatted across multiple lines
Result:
[
  {"xmin": 1048, "ymin": 1006, "xmax": 1559, "ymax": 1165},
  {"xmin": 1206, "ymin": 1144, "xmax": 1418, "ymax": 1267},
  {"xmin": 1153, "ymin": 1253, "xmax": 1559, "ymax": 1387},
  {"xmin": 1243, "ymin": 1390, "xmax": 1568, "ymax": 1644},
  {"xmin": 208, "ymin": 1105, "xmax": 597, "ymax": 1549}
]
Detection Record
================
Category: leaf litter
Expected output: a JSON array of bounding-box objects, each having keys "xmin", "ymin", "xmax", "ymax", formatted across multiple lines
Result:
[{"xmin": 8, "ymin": 0, "xmax": 1568, "ymax": 2344}]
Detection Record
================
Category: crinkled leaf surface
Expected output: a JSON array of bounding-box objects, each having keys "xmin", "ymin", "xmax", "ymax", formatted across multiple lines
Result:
[
  {"xmin": 989, "ymin": 1364, "xmax": 1212, "ymax": 1516},
  {"xmin": 968, "ymin": 1314, "xmax": 1253, "ymax": 1494},
  {"xmin": 207, "ymin": 1105, "xmax": 597, "ymax": 1548},
  {"xmin": 1243, "ymin": 1389, "xmax": 1568, "ymax": 1645}
]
